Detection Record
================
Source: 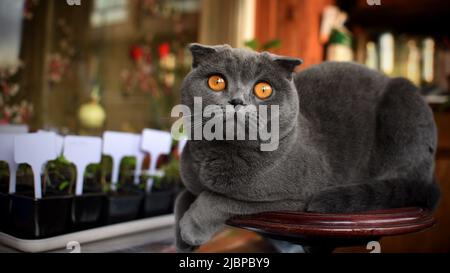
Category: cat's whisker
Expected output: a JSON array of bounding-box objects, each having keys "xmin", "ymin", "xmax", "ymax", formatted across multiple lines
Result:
[{"xmin": 181, "ymin": 113, "xmax": 205, "ymax": 119}]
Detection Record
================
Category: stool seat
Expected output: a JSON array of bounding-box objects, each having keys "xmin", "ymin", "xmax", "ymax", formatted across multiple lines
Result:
[{"xmin": 226, "ymin": 207, "xmax": 435, "ymax": 252}]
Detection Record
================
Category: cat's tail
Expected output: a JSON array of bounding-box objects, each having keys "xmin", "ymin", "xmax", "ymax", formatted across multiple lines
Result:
[{"xmin": 306, "ymin": 176, "xmax": 441, "ymax": 213}]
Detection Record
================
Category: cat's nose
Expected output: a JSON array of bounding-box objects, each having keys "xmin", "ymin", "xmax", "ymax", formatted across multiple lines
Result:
[{"xmin": 228, "ymin": 98, "xmax": 244, "ymax": 107}]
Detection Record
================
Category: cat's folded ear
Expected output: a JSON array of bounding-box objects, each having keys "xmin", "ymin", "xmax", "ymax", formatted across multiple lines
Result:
[
  {"xmin": 189, "ymin": 43, "xmax": 231, "ymax": 68},
  {"xmin": 271, "ymin": 55, "xmax": 303, "ymax": 79}
]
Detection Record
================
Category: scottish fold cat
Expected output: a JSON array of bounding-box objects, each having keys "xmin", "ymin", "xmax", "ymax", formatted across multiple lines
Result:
[{"xmin": 175, "ymin": 44, "xmax": 440, "ymax": 252}]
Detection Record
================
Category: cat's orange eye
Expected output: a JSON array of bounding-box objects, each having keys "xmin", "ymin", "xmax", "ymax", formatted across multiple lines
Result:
[
  {"xmin": 254, "ymin": 82, "xmax": 273, "ymax": 100},
  {"xmin": 208, "ymin": 75, "xmax": 226, "ymax": 92}
]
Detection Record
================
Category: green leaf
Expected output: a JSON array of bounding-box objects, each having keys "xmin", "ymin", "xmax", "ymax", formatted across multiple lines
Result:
[
  {"xmin": 58, "ymin": 181, "xmax": 70, "ymax": 191},
  {"xmin": 56, "ymin": 155, "xmax": 71, "ymax": 165},
  {"xmin": 244, "ymin": 39, "xmax": 260, "ymax": 50},
  {"xmin": 102, "ymin": 182, "xmax": 111, "ymax": 193},
  {"xmin": 261, "ymin": 39, "xmax": 281, "ymax": 50},
  {"xmin": 153, "ymin": 176, "xmax": 162, "ymax": 189},
  {"xmin": 0, "ymin": 161, "xmax": 9, "ymax": 177}
]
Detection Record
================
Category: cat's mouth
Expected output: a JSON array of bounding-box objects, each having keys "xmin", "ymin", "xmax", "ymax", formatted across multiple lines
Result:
[{"xmin": 223, "ymin": 105, "xmax": 260, "ymax": 122}]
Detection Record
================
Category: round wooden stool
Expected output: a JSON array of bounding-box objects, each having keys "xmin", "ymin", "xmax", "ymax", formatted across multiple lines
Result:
[{"xmin": 226, "ymin": 207, "xmax": 436, "ymax": 253}]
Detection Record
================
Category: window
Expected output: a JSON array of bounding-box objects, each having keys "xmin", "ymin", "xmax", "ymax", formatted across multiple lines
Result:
[
  {"xmin": 90, "ymin": 0, "xmax": 128, "ymax": 27},
  {"xmin": 0, "ymin": 0, "xmax": 25, "ymax": 66}
]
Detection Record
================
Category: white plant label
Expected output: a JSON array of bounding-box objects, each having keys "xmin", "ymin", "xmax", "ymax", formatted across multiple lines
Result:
[
  {"xmin": 0, "ymin": 134, "xmax": 18, "ymax": 193},
  {"xmin": 38, "ymin": 130, "xmax": 64, "ymax": 155},
  {"xmin": 0, "ymin": 124, "xmax": 28, "ymax": 134},
  {"xmin": 14, "ymin": 133, "xmax": 57, "ymax": 199},
  {"xmin": 132, "ymin": 134, "xmax": 146, "ymax": 185},
  {"xmin": 63, "ymin": 136, "xmax": 102, "ymax": 195},
  {"xmin": 103, "ymin": 131, "xmax": 143, "ymax": 190},
  {"xmin": 55, "ymin": 135, "xmax": 64, "ymax": 156},
  {"xmin": 178, "ymin": 136, "xmax": 188, "ymax": 155},
  {"xmin": 141, "ymin": 129, "xmax": 172, "ymax": 192}
]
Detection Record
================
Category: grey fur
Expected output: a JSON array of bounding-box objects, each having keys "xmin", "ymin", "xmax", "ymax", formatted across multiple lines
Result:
[{"xmin": 175, "ymin": 44, "xmax": 440, "ymax": 252}]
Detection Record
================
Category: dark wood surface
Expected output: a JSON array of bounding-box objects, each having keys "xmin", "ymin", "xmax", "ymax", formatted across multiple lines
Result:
[{"xmin": 226, "ymin": 207, "xmax": 435, "ymax": 241}]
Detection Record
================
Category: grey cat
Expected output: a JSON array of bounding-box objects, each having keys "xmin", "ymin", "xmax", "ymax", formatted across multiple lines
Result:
[{"xmin": 175, "ymin": 43, "xmax": 440, "ymax": 252}]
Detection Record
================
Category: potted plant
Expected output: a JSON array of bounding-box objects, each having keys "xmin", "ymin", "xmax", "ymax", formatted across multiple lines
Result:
[
  {"xmin": 141, "ymin": 143, "xmax": 182, "ymax": 217},
  {"xmin": 9, "ymin": 156, "xmax": 73, "ymax": 239},
  {"xmin": 101, "ymin": 156, "xmax": 144, "ymax": 225},
  {"xmin": 0, "ymin": 162, "xmax": 10, "ymax": 232},
  {"xmin": 70, "ymin": 162, "xmax": 105, "ymax": 231}
]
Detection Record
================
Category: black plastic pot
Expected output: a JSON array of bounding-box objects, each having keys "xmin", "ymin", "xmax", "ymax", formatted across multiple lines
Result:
[
  {"xmin": 70, "ymin": 193, "xmax": 105, "ymax": 231},
  {"xmin": 102, "ymin": 191, "xmax": 143, "ymax": 225},
  {"xmin": 9, "ymin": 194, "xmax": 72, "ymax": 239},
  {"xmin": 0, "ymin": 192, "xmax": 10, "ymax": 232},
  {"xmin": 142, "ymin": 189, "xmax": 174, "ymax": 218}
]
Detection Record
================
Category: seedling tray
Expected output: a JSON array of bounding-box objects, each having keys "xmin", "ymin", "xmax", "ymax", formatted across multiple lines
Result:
[
  {"xmin": 0, "ymin": 193, "xmax": 10, "ymax": 232},
  {"xmin": 142, "ymin": 190, "xmax": 174, "ymax": 217},
  {"xmin": 0, "ymin": 214, "xmax": 174, "ymax": 252},
  {"xmin": 71, "ymin": 193, "xmax": 105, "ymax": 231},
  {"xmin": 103, "ymin": 191, "xmax": 144, "ymax": 225},
  {"xmin": 9, "ymin": 194, "xmax": 73, "ymax": 239}
]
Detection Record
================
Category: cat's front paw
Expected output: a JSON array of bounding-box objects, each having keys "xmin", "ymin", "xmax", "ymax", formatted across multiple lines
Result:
[
  {"xmin": 176, "ymin": 241, "xmax": 197, "ymax": 253},
  {"xmin": 180, "ymin": 213, "xmax": 211, "ymax": 246},
  {"xmin": 176, "ymin": 228, "xmax": 198, "ymax": 253}
]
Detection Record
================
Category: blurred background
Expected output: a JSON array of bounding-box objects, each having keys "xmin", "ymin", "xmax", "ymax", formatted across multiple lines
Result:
[{"xmin": 0, "ymin": 0, "xmax": 450, "ymax": 252}]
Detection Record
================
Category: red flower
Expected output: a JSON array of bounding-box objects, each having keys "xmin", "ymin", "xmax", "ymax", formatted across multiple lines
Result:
[
  {"xmin": 1, "ymin": 81, "xmax": 9, "ymax": 96},
  {"xmin": 158, "ymin": 43, "xmax": 170, "ymax": 58},
  {"xmin": 130, "ymin": 45, "xmax": 143, "ymax": 61}
]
